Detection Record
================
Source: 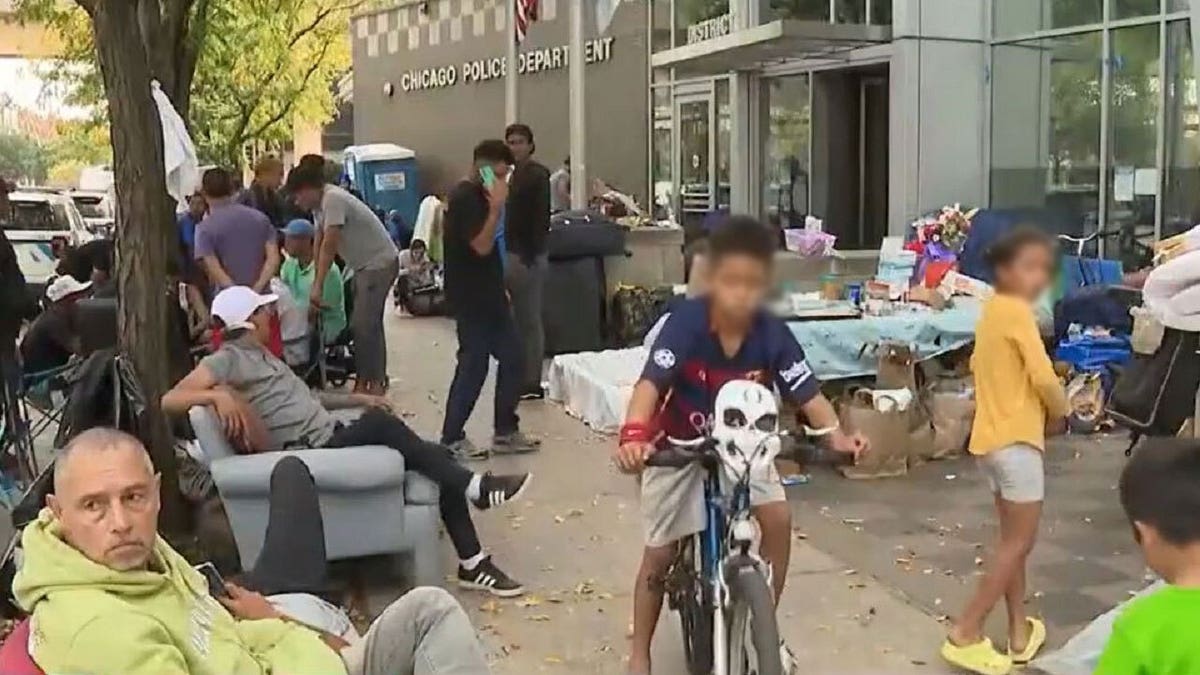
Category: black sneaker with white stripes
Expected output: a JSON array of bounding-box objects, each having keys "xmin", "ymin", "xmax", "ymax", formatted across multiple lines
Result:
[
  {"xmin": 457, "ymin": 556, "xmax": 524, "ymax": 597},
  {"xmin": 471, "ymin": 472, "xmax": 531, "ymax": 510}
]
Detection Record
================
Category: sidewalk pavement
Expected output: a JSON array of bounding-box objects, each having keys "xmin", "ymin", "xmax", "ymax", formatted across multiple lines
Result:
[
  {"xmin": 382, "ymin": 315, "xmax": 954, "ymax": 673},
  {"xmin": 787, "ymin": 434, "xmax": 1146, "ymax": 647}
]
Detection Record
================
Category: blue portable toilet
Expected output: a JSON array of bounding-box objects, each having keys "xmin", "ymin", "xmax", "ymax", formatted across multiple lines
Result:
[{"xmin": 342, "ymin": 144, "xmax": 420, "ymax": 228}]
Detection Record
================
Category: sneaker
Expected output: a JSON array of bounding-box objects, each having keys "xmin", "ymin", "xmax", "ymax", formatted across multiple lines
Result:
[
  {"xmin": 457, "ymin": 556, "xmax": 524, "ymax": 597},
  {"xmin": 471, "ymin": 471, "xmax": 532, "ymax": 510},
  {"xmin": 446, "ymin": 438, "xmax": 489, "ymax": 461},
  {"xmin": 519, "ymin": 385, "xmax": 546, "ymax": 401},
  {"xmin": 780, "ymin": 640, "xmax": 798, "ymax": 675},
  {"xmin": 492, "ymin": 431, "xmax": 541, "ymax": 455}
]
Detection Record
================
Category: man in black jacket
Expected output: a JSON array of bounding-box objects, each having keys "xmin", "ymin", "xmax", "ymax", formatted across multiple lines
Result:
[{"xmin": 503, "ymin": 123, "xmax": 552, "ymax": 400}]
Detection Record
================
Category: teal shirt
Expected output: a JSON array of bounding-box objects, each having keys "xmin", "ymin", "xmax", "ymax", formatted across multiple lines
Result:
[
  {"xmin": 1095, "ymin": 585, "xmax": 1200, "ymax": 675},
  {"xmin": 280, "ymin": 256, "xmax": 346, "ymax": 343}
]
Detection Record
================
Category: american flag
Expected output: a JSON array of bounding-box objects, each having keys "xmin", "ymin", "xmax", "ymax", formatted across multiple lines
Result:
[{"xmin": 514, "ymin": 0, "xmax": 539, "ymax": 44}]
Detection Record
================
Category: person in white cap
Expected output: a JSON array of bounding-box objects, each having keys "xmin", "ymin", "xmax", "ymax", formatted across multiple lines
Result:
[
  {"xmin": 163, "ymin": 286, "xmax": 533, "ymax": 597},
  {"xmin": 20, "ymin": 275, "xmax": 93, "ymax": 375}
]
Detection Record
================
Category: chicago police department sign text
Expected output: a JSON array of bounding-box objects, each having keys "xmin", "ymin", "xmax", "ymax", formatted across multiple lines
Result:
[{"xmin": 397, "ymin": 37, "xmax": 615, "ymax": 93}]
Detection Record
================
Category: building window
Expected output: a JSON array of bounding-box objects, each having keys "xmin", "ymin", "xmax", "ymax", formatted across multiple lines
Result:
[
  {"xmin": 761, "ymin": 74, "xmax": 812, "ymax": 229},
  {"xmin": 1107, "ymin": 23, "xmax": 1160, "ymax": 264},
  {"xmin": 990, "ymin": 33, "xmax": 1103, "ymax": 234},
  {"xmin": 1111, "ymin": 0, "xmax": 1163, "ymax": 20},
  {"xmin": 652, "ymin": 87, "xmax": 674, "ymax": 221},
  {"xmin": 1164, "ymin": 20, "xmax": 1199, "ymax": 231},
  {"xmin": 675, "ymin": 0, "xmax": 730, "ymax": 46},
  {"xmin": 836, "ymin": 0, "xmax": 867, "ymax": 24},
  {"xmin": 871, "ymin": 0, "xmax": 893, "ymax": 25},
  {"xmin": 995, "ymin": 0, "xmax": 1103, "ymax": 39},
  {"xmin": 651, "ymin": 0, "xmax": 672, "ymax": 52},
  {"xmin": 716, "ymin": 79, "xmax": 731, "ymax": 212},
  {"xmin": 766, "ymin": 0, "xmax": 831, "ymax": 22}
]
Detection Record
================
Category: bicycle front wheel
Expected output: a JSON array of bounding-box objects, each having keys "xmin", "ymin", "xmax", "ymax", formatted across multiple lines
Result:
[{"xmin": 727, "ymin": 565, "xmax": 783, "ymax": 675}]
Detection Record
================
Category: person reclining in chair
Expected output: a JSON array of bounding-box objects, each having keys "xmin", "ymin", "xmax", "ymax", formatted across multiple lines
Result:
[
  {"xmin": 162, "ymin": 286, "xmax": 531, "ymax": 597},
  {"xmin": 20, "ymin": 275, "xmax": 93, "ymax": 376},
  {"xmin": 14, "ymin": 427, "xmax": 492, "ymax": 674}
]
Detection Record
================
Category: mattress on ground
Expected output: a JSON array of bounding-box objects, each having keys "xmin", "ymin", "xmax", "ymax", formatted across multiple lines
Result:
[{"xmin": 548, "ymin": 347, "xmax": 647, "ymax": 433}]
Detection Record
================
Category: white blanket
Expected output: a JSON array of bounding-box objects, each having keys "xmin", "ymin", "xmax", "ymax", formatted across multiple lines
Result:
[{"xmin": 547, "ymin": 347, "xmax": 648, "ymax": 433}]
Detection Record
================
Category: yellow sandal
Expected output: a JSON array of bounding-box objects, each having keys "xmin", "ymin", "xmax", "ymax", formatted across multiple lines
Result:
[
  {"xmin": 941, "ymin": 636, "xmax": 1013, "ymax": 675},
  {"xmin": 1009, "ymin": 617, "xmax": 1047, "ymax": 665}
]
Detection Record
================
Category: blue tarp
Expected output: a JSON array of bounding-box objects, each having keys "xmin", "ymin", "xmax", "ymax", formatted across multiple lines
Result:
[{"xmin": 787, "ymin": 300, "xmax": 982, "ymax": 381}]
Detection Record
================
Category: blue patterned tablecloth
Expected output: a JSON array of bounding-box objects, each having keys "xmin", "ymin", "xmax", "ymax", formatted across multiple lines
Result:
[{"xmin": 787, "ymin": 299, "xmax": 982, "ymax": 381}]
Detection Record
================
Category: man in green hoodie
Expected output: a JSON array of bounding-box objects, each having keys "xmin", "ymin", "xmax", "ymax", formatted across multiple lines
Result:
[{"xmin": 14, "ymin": 427, "xmax": 492, "ymax": 674}]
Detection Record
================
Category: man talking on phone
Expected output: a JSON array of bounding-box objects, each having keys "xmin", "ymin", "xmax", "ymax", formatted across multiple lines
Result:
[{"xmin": 440, "ymin": 140, "xmax": 540, "ymax": 460}]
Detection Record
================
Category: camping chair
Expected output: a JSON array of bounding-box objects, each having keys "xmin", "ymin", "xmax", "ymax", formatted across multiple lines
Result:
[{"xmin": 17, "ymin": 362, "xmax": 75, "ymax": 456}]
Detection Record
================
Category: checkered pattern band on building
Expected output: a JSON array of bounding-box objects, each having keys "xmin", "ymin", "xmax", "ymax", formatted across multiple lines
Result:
[{"xmin": 353, "ymin": 0, "xmax": 631, "ymax": 58}]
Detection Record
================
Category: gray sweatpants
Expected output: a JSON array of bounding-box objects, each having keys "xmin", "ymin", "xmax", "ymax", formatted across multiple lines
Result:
[
  {"xmin": 352, "ymin": 256, "xmax": 400, "ymax": 385},
  {"xmin": 340, "ymin": 587, "xmax": 490, "ymax": 675},
  {"xmin": 504, "ymin": 253, "xmax": 547, "ymax": 390}
]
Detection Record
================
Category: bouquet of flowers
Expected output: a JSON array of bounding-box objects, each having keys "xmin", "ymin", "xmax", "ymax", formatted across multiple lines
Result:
[{"xmin": 905, "ymin": 204, "xmax": 978, "ymax": 287}]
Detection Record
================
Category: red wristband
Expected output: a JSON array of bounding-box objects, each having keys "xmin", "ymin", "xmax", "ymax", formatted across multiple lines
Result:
[{"xmin": 620, "ymin": 422, "xmax": 656, "ymax": 445}]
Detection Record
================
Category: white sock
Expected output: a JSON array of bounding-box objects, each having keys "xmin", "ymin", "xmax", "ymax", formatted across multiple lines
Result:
[
  {"xmin": 466, "ymin": 474, "xmax": 482, "ymax": 502},
  {"xmin": 460, "ymin": 552, "xmax": 487, "ymax": 570}
]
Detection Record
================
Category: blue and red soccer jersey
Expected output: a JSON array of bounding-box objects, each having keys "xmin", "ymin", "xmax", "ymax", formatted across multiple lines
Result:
[{"xmin": 640, "ymin": 298, "xmax": 821, "ymax": 442}]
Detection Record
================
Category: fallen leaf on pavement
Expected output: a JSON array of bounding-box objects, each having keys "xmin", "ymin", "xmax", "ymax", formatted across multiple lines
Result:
[
  {"xmin": 527, "ymin": 614, "xmax": 551, "ymax": 622},
  {"xmin": 842, "ymin": 518, "xmax": 864, "ymax": 525},
  {"xmin": 517, "ymin": 596, "xmax": 543, "ymax": 608},
  {"xmin": 544, "ymin": 655, "xmax": 563, "ymax": 664},
  {"xmin": 480, "ymin": 600, "xmax": 501, "ymax": 614}
]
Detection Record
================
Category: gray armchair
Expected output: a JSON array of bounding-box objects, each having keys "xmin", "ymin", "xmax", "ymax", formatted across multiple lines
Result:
[{"xmin": 187, "ymin": 406, "xmax": 443, "ymax": 587}]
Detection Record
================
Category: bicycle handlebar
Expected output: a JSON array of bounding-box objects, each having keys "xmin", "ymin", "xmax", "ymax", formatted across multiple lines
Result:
[{"xmin": 643, "ymin": 434, "xmax": 853, "ymax": 469}]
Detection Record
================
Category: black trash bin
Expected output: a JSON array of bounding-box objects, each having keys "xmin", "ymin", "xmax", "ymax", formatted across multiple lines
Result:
[{"xmin": 542, "ymin": 211, "xmax": 626, "ymax": 355}]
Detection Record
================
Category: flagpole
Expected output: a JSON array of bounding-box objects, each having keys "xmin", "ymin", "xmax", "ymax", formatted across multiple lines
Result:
[
  {"xmin": 505, "ymin": 0, "xmax": 519, "ymax": 125},
  {"xmin": 568, "ymin": 0, "xmax": 586, "ymax": 209}
]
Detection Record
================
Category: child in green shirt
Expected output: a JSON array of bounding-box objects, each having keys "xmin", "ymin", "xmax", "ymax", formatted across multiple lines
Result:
[{"xmin": 1095, "ymin": 437, "xmax": 1200, "ymax": 674}]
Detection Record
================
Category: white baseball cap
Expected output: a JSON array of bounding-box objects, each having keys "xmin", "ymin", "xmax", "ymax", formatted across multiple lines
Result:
[
  {"xmin": 211, "ymin": 286, "xmax": 277, "ymax": 330},
  {"xmin": 45, "ymin": 275, "xmax": 93, "ymax": 303}
]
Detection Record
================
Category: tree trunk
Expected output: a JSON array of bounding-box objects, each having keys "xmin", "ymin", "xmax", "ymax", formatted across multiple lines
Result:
[{"xmin": 85, "ymin": 0, "xmax": 187, "ymax": 534}]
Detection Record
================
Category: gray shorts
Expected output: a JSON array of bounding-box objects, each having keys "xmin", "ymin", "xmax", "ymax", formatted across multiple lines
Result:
[
  {"xmin": 977, "ymin": 443, "xmax": 1045, "ymax": 503},
  {"xmin": 640, "ymin": 463, "xmax": 786, "ymax": 548}
]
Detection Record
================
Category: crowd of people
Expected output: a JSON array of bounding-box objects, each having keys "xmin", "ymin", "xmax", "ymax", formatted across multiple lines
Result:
[{"xmin": 1, "ymin": 114, "xmax": 1199, "ymax": 675}]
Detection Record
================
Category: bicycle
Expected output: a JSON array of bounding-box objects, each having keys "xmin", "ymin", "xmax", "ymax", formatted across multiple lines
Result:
[{"xmin": 645, "ymin": 379, "xmax": 851, "ymax": 675}]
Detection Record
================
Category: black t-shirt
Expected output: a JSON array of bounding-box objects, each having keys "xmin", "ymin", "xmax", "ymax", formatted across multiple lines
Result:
[
  {"xmin": 20, "ymin": 305, "xmax": 76, "ymax": 374},
  {"xmin": 505, "ymin": 159, "xmax": 551, "ymax": 262},
  {"xmin": 443, "ymin": 180, "xmax": 506, "ymax": 317}
]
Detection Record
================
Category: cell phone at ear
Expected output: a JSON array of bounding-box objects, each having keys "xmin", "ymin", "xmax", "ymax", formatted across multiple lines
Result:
[
  {"xmin": 479, "ymin": 165, "xmax": 496, "ymax": 189},
  {"xmin": 195, "ymin": 562, "xmax": 229, "ymax": 598}
]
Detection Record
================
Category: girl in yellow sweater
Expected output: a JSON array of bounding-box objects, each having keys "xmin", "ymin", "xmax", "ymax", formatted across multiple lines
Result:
[{"xmin": 942, "ymin": 227, "xmax": 1070, "ymax": 675}]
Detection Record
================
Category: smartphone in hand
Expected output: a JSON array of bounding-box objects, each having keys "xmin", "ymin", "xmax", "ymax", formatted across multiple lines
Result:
[
  {"xmin": 479, "ymin": 165, "xmax": 496, "ymax": 189},
  {"xmin": 195, "ymin": 562, "xmax": 230, "ymax": 598}
]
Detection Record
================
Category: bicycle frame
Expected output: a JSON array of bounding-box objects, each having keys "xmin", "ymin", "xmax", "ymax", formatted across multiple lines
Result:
[{"xmin": 698, "ymin": 458, "xmax": 756, "ymax": 675}]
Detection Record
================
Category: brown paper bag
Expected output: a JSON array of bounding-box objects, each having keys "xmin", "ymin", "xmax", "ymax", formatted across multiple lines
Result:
[
  {"xmin": 926, "ymin": 389, "xmax": 975, "ymax": 460},
  {"xmin": 907, "ymin": 400, "xmax": 936, "ymax": 465},
  {"xmin": 876, "ymin": 342, "xmax": 918, "ymax": 390},
  {"xmin": 838, "ymin": 393, "xmax": 909, "ymax": 479}
]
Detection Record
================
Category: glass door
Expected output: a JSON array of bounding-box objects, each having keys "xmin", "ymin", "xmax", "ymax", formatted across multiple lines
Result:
[{"xmin": 676, "ymin": 90, "xmax": 715, "ymax": 239}]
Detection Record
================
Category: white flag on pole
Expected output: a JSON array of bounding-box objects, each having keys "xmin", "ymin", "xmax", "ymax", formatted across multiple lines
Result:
[{"xmin": 597, "ymin": 0, "xmax": 618, "ymax": 34}]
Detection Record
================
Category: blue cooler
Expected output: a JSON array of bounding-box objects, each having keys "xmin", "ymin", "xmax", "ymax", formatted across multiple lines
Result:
[{"xmin": 343, "ymin": 144, "xmax": 420, "ymax": 227}]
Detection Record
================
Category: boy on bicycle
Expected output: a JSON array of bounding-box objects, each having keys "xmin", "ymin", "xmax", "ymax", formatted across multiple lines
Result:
[{"xmin": 614, "ymin": 216, "xmax": 867, "ymax": 675}]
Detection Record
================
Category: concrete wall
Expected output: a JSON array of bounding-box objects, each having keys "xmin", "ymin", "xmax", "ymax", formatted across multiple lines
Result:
[
  {"xmin": 889, "ymin": 0, "xmax": 988, "ymax": 229},
  {"xmin": 351, "ymin": 0, "xmax": 648, "ymax": 201}
]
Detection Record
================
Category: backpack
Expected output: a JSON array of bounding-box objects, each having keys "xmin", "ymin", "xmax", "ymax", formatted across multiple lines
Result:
[{"xmin": 1106, "ymin": 327, "xmax": 1200, "ymax": 446}]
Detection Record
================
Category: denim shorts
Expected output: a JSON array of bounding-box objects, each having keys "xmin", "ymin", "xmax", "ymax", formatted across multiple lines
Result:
[{"xmin": 977, "ymin": 443, "xmax": 1045, "ymax": 503}]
